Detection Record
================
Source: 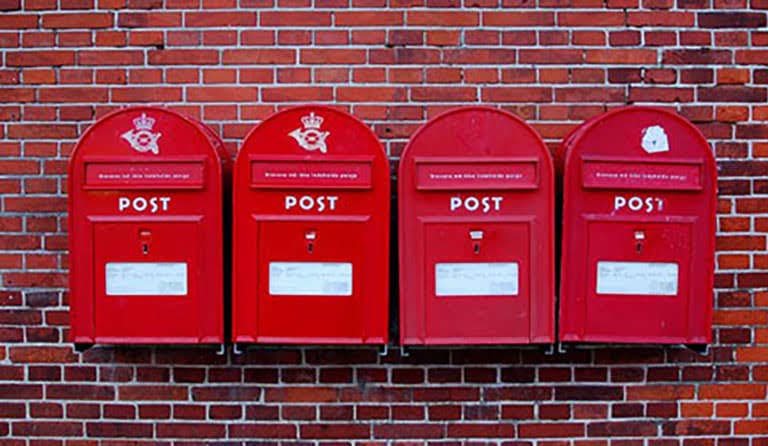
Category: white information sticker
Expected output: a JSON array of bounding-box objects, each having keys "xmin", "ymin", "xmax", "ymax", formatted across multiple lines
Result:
[
  {"xmin": 269, "ymin": 262, "xmax": 352, "ymax": 296},
  {"xmin": 435, "ymin": 262, "xmax": 519, "ymax": 297},
  {"xmin": 596, "ymin": 261, "xmax": 678, "ymax": 296},
  {"xmin": 105, "ymin": 262, "xmax": 188, "ymax": 296}
]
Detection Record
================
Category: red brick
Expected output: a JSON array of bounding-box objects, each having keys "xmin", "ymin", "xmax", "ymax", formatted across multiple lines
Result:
[
  {"xmin": 560, "ymin": 11, "xmax": 624, "ymax": 26},
  {"xmin": 699, "ymin": 12, "xmax": 767, "ymax": 28},
  {"xmin": 0, "ymin": 384, "xmax": 43, "ymax": 399},
  {"xmin": 629, "ymin": 87, "xmax": 694, "ymax": 102},
  {"xmin": 86, "ymin": 422, "xmax": 153, "ymax": 438},
  {"xmin": 443, "ymin": 49, "xmax": 515, "ymax": 64},
  {"xmin": 12, "ymin": 422, "xmax": 83, "ymax": 437},
  {"xmin": 586, "ymin": 49, "xmax": 657, "ymax": 64},
  {"xmin": 663, "ymin": 420, "xmax": 731, "ymax": 435},
  {"xmin": 300, "ymin": 49, "xmax": 366, "ymax": 64},
  {"xmin": 261, "ymin": 87, "xmax": 333, "ymax": 102},
  {"xmin": 482, "ymin": 87, "xmax": 551, "ymax": 103},
  {"xmin": 0, "ymin": 0, "xmax": 20, "ymax": 10},
  {"xmin": 628, "ymin": 11, "xmax": 695, "ymax": 26},
  {"xmin": 337, "ymin": 87, "xmax": 407, "ymax": 102},
  {"xmin": 265, "ymin": 387, "xmax": 337, "ymax": 402},
  {"xmin": 118, "ymin": 11, "xmax": 181, "ymax": 27},
  {"xmin": 222, "ymin": 49, "xmax": 294, "ymax": 65},
  {"xmin": 118, "ymin": 385, "xmax": 187, "ymax": 401},
  {"xmin": 156, "ymin": 423, "xmax": 226, "ymax": 438},
  {"xmin": 336, "ymin": 11, "xmax": 403, "ymax": 26},
  {"xmin": 408, "ymin": 11, "xmax": 478, "ymax": 26},
  {"xmin": 185, "ymin": 11, "xmax": 256, "ymax": 26},
  {"xmin": 37, "ymin": 87, "xmax": 108, "ymax": 103},
  {"xmin": 484, "ymin": 11, "xmax": 554, "ymax": 26},
  {"xmin": 260, "ymin": 11, "xmax": 331, "ymax": 26},
  {"xmin": 187, "ymin": 86, "xmax": 258, "ymax": 102},
  {"xmin": 0, "ymin": 14, "xmax": 40, "ymax": 29},
  {"xmin": 699, "ymin": 384, "xmax": 766, "ymax": 399},
  {"xmin": 588, "ymin": 421, "xmax": 658, "ymax": 437},
  {"xmin": 411, "ymin": 87, "xmax": 477, "ymax": 102},
  {"xmin": 191, "ymin": 386, "xmax": 261, "ymax": 401},
  {"xmin": 42, "ymin": 13, "xmax": 113, "ymax": 28},
  {"xmin": 446, "ymin": 423, "xmax": 515, "ymax": 437},
  {"xmin": 734, "ymin": 420, "xmax": 768, "ymax": 434},
  {"xmin": 519, "ymin": 49, "xmax": 584, "ymax": 64},
  {"xmin": 518, "ymin": 422, "xmax": 585, "ymax": 438},
  {"xmin": 663, "ymin": 49, "xmax": 732, "ymax": 64},
  {"xmin": 111, "ymin": 87, "xmax": 182, "ymax": 102},
  {"xmin": 301, "ymin": 423, "xmax": 370, "ymax": 439},
  {"xmin": 700, "ymin": 86, "xmax": 767, "ymax": 102},
  {"xmin": 148, "ymin": 49, "xmax": 218, "ymax": 65},
  {"xmin": 229, "ymin": 423, "xmax": 297, "ymax": 438},
  {"xmin": 374, "ymin": 423, "xmax": 443, "ymax": 438},
  {"xmin": 7, "ymin": 51, "xmax": 75, "ymax": 67},
  {"xmin": 626, "ymin": 385, "xmax": 695, "ymax": 401}
]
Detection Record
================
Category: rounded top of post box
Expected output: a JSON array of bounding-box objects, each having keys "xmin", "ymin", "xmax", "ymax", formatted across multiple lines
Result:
[
  {"xmin": 238, "ymin": 105, "xmax": 385, "ymax": 160},
  {"xmin": 70, "ymin": 106, "xmax": 227, "ymax": 163},
  {"xmin": 562, "ymin": 106, "xmax": 715, "ymax": 167},
  {"xmin": 399, "ymin": 106, "xmax": 551, "ymax": 163}
]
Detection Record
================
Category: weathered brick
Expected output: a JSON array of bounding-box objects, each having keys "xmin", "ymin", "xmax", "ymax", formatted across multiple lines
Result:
[{"xmin": 699, "ymin": 12, "xmax": 767, "ymax": 28}]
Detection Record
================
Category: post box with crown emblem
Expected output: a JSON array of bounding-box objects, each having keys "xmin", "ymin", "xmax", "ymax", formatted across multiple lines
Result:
[
  {"xmin": 68, "ymin": 106, "xmax": 230, "ymax": 346},
  {"xmin": 399, "ymin": 107, "xmax": 555, "ymax": 345},
  {"xmin": 232, "ymin": 105, "xmax": 389, "ymax": 344},
  {"xmin": 558, "ymin": 106, "xmax": 716, "ymax": 345}
]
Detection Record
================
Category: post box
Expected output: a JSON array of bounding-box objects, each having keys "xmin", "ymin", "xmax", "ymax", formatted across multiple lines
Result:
[
  {"xmin": 68, "ymin": 106, "xmax": 229, "ymax": 345},
  {"xmin": 558, "ymin": 106, "xmax": 716, "ymax": 344},
  {"xmin": 399, "ymin": 107, "xmax": 555, "ymax": 345},
  {"xmin": 232, "ymin": 105, "xmax": 389, "ymax": 344}
]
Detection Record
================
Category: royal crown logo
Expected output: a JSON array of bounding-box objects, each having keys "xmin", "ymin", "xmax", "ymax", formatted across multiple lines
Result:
[
  {"xmin": 289, "ymin": 112, "xmax": 330, "ymax": 154},
  {"xmin": 121, "ymin": 113, "xmax": 162, "ymax": 155}
]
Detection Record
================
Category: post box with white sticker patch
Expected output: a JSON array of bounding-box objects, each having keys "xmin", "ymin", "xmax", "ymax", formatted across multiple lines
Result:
[
  {"xmin": 68, "ymin": 106, "xmax": 230, "ymax": 346},
  {"xmin": 232, "ymin": 105, "xmax": 389, "ymax": 344},
  {"xmin": 557, "ymin": 106, "xmax": 716, "ymax": 345},
  {"xmin": 399, "ymin": 107, "xmax": 555, "ymax": 345}
]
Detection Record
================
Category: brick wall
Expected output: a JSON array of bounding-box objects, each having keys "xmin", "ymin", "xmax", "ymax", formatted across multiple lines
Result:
[{"xmin": 1, "ymin": 0, "xmax": 768, "ymax": 442}]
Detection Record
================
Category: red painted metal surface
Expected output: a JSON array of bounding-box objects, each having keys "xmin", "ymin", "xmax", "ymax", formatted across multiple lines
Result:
[
  {"xmin": 68, "ymin": 106, "xmax": 229, "ymax": 344},
  {"xmin": 399, "ymin": 107, "xmax": 555, "ymax": 345},
  {"xmin": 558, "ymin": 106, "xmax": 717, "ymax": 344},
  {"xmin": 233, "ymin": 105, "xmax": 389, "ymax": 344}
]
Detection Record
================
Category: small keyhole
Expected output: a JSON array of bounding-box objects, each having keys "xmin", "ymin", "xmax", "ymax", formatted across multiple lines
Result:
[
  {"xmin": 473, "ymin": 243, "xmax": 480, "ymax": 255},
  {"xmin": 308, "ymin": 242, "xmax": 314, "ymax": 254},
  {"xmin": 142, "ymin": 243, "xmax": 149, "ymax": 255},
  {"xmin": 635, "ymin": 242, "xmax": 643, "ymax": 253}
]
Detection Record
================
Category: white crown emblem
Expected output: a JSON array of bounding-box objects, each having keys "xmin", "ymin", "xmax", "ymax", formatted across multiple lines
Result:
[
  {"xmin": 301, "ymin": 112, "xmax": 323, "ymax": 129},
  {"xmin": 121, "ymin": 112, "xmax": 161, "ymax": 155},
  {"xmin": 289, "ymin": 112, "xmax": 330, "ymax": 154},
  {"xmin": 133, "ymin": 113, "xmax": 155, "ymax": 130}
]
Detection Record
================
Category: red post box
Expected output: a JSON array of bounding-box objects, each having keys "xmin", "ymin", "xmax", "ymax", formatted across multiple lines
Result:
[
  {"xmin": 68, "ymin": 106, "xmax": 229, "ymax": 345},
  {"xmin": 558, "ymin": 106, "xmax": 716, "ymax": 345},
  {"xmin": 399, "ymin": 107, "xmax": 555, "ymax": 345},
  {"xmin": 232, "ymin": 105, "xmax": 389, "ymax": 344}
]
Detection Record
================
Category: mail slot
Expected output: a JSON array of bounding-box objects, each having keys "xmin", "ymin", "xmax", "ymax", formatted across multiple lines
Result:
[
  {"xmin": 558, "ymin": 106, "xmax": 716, "ymax": 345},
  {"xmin": 232, "ymin": 105, "xmax": 389, "ymax": 344},
  {"xmin": 399, "ymin": 107, "xmax": 555, "ymax": 345},
  {"xmin": 68, "ymin": 106, "xmax": 230, "ymax": 345}
]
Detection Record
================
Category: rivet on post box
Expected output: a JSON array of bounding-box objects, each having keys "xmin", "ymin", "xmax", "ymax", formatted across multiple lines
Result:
[
  {"xmin": 399, "ymin": 106, "xmax": 555, "ymax": 345},
  {"xmin": 68, "ymin": 106, "xmax": 230, "ymax": 347},
  {"xmin": 232, "ymin": 105, "xmax": 389, "ymax": 345},
  {"xmin": 557, "ymin": 106, "xmax": 717, "ymax": 345}
]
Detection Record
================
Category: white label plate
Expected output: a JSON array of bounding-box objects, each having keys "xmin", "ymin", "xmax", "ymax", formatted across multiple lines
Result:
[
  {"xmin": 105, "ymin": 262, "xmax": 188, "ymax": 296},
  {"xmin": 596, "ymin": 261, "xmax": 678, "ymax": 296},
  {"xmin": 435, "ymin": 262, "xmax": 519, "ymax": 297},
  {"xmin": 269, "ymin": 262, "xmax": 352, "ymax": 296}
]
